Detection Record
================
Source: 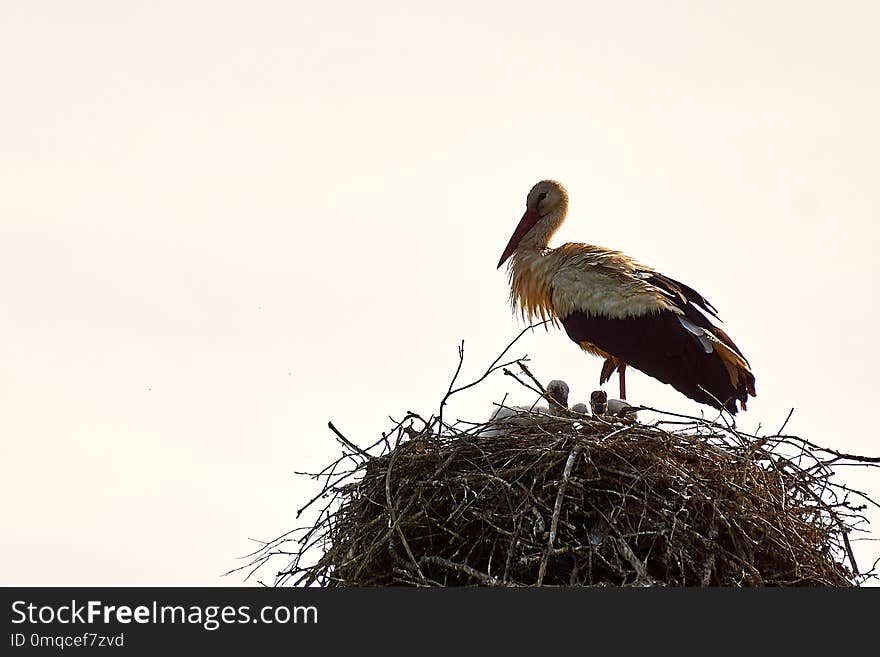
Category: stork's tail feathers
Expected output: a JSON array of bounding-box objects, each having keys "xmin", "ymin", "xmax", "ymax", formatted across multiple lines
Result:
[{"xmin": 712, "ymin": 339, "xmax": 757, "ymax": 410}]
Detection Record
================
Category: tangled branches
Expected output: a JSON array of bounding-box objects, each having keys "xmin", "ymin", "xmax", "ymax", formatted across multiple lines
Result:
[{"xmin": 230, "ymin": 329, "xmax": 879, "ymax": 587}]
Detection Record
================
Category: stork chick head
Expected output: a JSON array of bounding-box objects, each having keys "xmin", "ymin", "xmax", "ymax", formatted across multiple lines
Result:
[
  {"xmin": 497, "ymin": 180, "xmax": 569, "ymax": 268},
  {"xmin": 545, "ymin": 379, "xmax": 570, "ymax": 410}
]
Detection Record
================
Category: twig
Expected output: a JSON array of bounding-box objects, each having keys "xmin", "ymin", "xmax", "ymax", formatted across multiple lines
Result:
[
  {"xmin": 502, "ymin": 367, "xmax": 543, "ymax": 397},
  {"xmin": 327, "ymin": 421, "xmax": 370, "ymax": 458},
  {"xmin": 437, "ymin": 321, "xmax": 550, "ymax": 429},
  {"xmin": 419, "ymin": 556, "xmax": 501, "ymax": 585},
  {"xmin": 517, "ymin": 362, "xmax": 548, "ymax": 398},
  {"xmin": 616, "ymin": 537, "xmax": 650, "ymax": 584},
  {"xmin": 384, "ymin": 443, "xmax": 426, "ymax": 583},
  {"xmin": 537, "ymin": 444, "xmax": 582, "ymax": 586},
  {"xmin": 777, "ymin": 408, "xmax": 795, "ymax": 436}
]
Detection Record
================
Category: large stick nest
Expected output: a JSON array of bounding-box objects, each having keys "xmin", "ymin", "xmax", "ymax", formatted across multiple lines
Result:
[{"xmin": 233, "ymin": 331, "xmax": 879, "ymax": 587}]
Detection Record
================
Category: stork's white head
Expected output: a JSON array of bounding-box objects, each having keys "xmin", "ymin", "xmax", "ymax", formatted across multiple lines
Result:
[{"xmin": 497, "ymin": 180, "xmax": 569, "ymax": 268}]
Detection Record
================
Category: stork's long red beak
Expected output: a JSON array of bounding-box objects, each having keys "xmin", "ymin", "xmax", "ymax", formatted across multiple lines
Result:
[{"xmin": 497, "ymin": 208, "xmax": 540, "ymax": 268}]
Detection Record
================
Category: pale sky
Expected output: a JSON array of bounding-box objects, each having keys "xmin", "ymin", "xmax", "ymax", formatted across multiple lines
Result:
[{"xmin": 2, "ymin": 1, "xmax": 878, "ymax": 585}]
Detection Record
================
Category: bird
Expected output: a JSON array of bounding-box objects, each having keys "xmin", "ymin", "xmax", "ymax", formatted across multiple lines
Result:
[
  {"xmin": 497, "ymin": 180, "xmax": 756, "ymax": 414},
  {"xmin": 571, "ymin": 402, "xmax": 589, "ymax": 415},
  {"xmin": 545, "ymin": 379, "xmax": 571, "ymax": 412},
  {"xmin": 586, "ymin": 390, "xmax": 640, "ymax": 417},
  {"xmin": 488, "ymin": 379, "xmax": 571, "ymax": 420},
  {"xmin": 607, "ymin": 397, "xmax": 639, "ymax": 417},
  {"xmin": 589, "ymin": 390, "xmax": 608, "ymax": 415},
  {"xmin": 482, "ymin": 379, "xmax": 571, "ymax": 437}
]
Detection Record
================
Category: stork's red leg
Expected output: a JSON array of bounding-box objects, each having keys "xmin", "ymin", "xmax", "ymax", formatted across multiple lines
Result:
[{"xmin": 619, "ymin": 363, "xmax": 627, "ymax": 400}]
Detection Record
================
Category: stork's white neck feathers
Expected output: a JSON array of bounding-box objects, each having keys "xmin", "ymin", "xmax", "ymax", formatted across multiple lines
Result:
[{"xmin": 516, "ymin": 203, "xmax": 567, "ymax": 255}]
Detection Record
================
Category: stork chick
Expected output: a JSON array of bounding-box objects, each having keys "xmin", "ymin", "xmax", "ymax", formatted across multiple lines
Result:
[
  {"xmin": 607, "ymin": 397, "xmax": 639, "ymax": 418},
  {"xmin": 545, "ymin": 379, "xmax": 570, "ymax": 413},
  {"xmin": 483, "ymin": 379, "xmax": 572, "ymax": 437},
  {"xmin": 590, "ymin": 390, "xmax": 608, "ymax": 416},
  {"xmin": 571, "ymin": 402, "xmax": 589, "ymax": 415}
]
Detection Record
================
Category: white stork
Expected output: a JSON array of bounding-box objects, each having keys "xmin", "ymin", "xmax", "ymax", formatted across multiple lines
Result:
[{"xmin": 497, "ymin": 180, "xmax": 756, "ymax": 414}]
